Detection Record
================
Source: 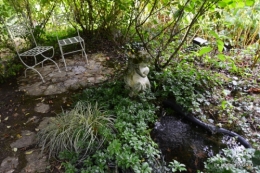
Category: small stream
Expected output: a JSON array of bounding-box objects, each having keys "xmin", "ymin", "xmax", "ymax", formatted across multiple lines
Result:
[{"xmin": 151, "ymin": 115, "xmax": 241, "ymax": 173}]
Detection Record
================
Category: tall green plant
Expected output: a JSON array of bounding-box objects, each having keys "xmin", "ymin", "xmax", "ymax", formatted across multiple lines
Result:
[
  {"xmin": 0, "ymin": 2, "xmax": 23, "ymax": 82},
  {"xmin": 131, "ymin": 0, "xmax": 222, "ymax": 70},
  {"xmin": 37, "ymin": 101, "xmax": 115, "ymax": 161},
  {"xmin": 61, "ymin": 0, "xmax": 134, "ymax": 41},
  {"xmin": 4, "ymin": 0, "xmax": 57, "ymax": 42}
]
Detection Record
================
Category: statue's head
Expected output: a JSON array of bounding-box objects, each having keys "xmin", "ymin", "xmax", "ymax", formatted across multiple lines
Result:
[{"xmin": 124, "ymin": 42, "xmax": 151, "ymax": 64}]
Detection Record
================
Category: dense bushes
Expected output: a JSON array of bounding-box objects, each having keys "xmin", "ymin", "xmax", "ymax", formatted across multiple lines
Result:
[
  {"xmin": 37, "ymin": 81, "xmax": 188, "ymax": 172},
  {"xmin": 1, "ymin": 0, "xmax": 246, "ymax": 81}
]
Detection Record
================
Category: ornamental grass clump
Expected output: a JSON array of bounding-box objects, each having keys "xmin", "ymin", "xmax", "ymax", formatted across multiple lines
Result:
[{"xmin": 37, "ymin": 101, "xmax": 115, "ymax": 160}]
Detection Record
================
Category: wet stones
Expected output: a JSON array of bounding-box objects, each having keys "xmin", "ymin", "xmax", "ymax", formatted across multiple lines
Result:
[
  {"xmin": 17, "ymin": 53, "xmax": 115, "ymax": 96},
  {"xmin": 37, "ymin": 117, "xmax": 52, "ymax": 131},
  {"xmin": 34, "ymin": 103, "xmax": 50, "ymax": 113},
  {"xmin": 3, "ymin": 117, "xmax": 52, "ymax": 173},
  {"xmin": 10, "ymin": 130, "xmax": 36, "ymax": 149},
  {"xmin": 0, "ymin": 156, "xmax": 19, "ymax": 173},
  {"xmin": 21, "ymin": 149, "xmax": 49, "ymax": 173},
  {"xmin": 0, "ymin": 53, "xmax": 118, "ymax": 173}
]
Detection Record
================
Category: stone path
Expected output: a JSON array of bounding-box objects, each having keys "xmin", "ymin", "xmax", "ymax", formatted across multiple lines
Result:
[
  {"xmin": 1, "ymin": 117, "xmax": 51, "ymax": 173},
  {"xmin": 18, "ymin": 53, "xmax": 115, "ymax": 96},
  {"xmin": 0, "ymin": 53, "xmax": 117, "ymax": 173}
]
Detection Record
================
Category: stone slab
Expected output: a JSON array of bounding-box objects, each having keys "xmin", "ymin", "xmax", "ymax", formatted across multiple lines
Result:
[
  {"xmin": 34, "ymin": 103, "xmax": 50, "ymax": 113},
  {"xmin": 10, "ymin": 130, "xmax": 36, "ymax": 149},
  {"xmin": 0, "ymin": 156, "xmax": 18, "ymax": 173},
  {"xmin": 37, "ymin": 117, "xmax": 52, "ymax": 131},
  {"xmin": 16, "ymin": 53, "xmax": 117, "ymax": 96},
  {"xmin": 21, "ymin": 149, "xmax": 49, "ymax": 173}
]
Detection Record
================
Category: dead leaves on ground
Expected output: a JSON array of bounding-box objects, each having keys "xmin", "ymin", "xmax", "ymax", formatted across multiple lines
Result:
[{"xmin": 248, "ymin": 87, "xmax": 260, "ymax": 94}]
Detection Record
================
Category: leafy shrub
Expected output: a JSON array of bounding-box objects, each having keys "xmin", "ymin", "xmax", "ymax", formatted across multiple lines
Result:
[
  {"xmin": 75, "ymin": 81, "xmax": 129, "ymax": 110},
  {"xmin": 68, "ymin": 81, "xmax": 186, "ymax": 172},
  {"xmin": 37, "ymin": 101, "xmax": 115, "ymax": 161},
  {"xmin": 151, "ymin": 63, "xmax": 220, "ymax": 110},
  {"xmin": 0, "ymin": 57, "xmax": 23, "ymax": 83},
  {"xmin": 202, "ymin": 147, "xmax": 260, "ymax": 173}
]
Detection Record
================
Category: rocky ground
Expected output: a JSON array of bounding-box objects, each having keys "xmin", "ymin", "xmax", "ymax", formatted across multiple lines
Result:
[{"xmin": 0, "ymin": 52, "xmax": 120, "ymax": 173}]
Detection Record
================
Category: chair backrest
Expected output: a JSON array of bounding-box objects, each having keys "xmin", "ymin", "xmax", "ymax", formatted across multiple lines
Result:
[
  {"xmin": 5, "ymin": 15, "xmax": 37, "ymax": 53},
  {"xmin": 52, "ymin": 13, "xmax": 80, "ymax": 40}
]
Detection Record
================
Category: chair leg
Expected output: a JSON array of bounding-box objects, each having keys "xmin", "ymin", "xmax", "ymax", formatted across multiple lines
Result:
[
  {"xmin": 61, "ymin": 54, "xmax": 68, "ymax": 71},
  {"xmin": 41, "ymin": 48, "xmax": 61, "ymax": 73},
  {"xmin": 42, "ymin": 57, "xmax": 61, "ymax": 73},
  {"xmin": 25, "ymin": 67, "xmax": 45, "ymax": 83},
  {"xmin": 80, "ymin": 41, "xmax": 88, "ymax": 65},
  {"xmin": 19, "ymin": 55, "xmax": 46, "ymax": 83},
  {"xmin": 59, "ymin": 45, "xmax": 68, "ymax": 71}
]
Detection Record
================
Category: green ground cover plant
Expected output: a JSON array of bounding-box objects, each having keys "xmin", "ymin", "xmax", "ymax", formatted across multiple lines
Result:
[
  {"xmin": 202, "ymin": 147, "xmax": 260, "ymax": 173},
  {"xmin": 39, "ymin": 81, "xmax": 187, "ymax": 172},
  {"xmin": 38, "ymin": 61, "xmax": 223, "ymax": 172}
]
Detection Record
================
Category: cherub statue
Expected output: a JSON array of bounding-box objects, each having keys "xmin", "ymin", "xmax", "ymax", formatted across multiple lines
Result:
[{"xmin": 124, "ymin": 49, "xmax": 151, "ymax": 97}]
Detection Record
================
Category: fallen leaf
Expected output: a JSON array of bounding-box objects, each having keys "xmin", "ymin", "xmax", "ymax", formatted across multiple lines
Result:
[
  {"xmin": 7, "ymin": 126, "xmax": 11, "ymax": 128},
  {"xmin": 248, "ymin": 87, "xmax": 260, "ymax": 93},
  {"xmin": 3, "ymin": 133, "xmax": 9, "ymax": 138},
  {"xmin": 25, "ymin": 116, "xmax": 37, "ymax": 124},
  {"xmin": 25, "ymin": 113, "xmax": 30, "ymax": 116},
  {"xmin": 25, "ymin": 133, "xmax": 31, "ymax": 136},
  {"xmin": 35, "ymin": 97, "xmax": 42, "ymax": 101},
  {"xmin": 13, "ymin": 148, "xmax": 18, "ymax": 152},
  {"xmin": 17, "ymin": 134, "xmax": 22, "ymax": 138},
  {"xmin": 35, "ymin": 128, "xmax": 39, "ymax": 132},
  {"xmin": 13, "ymin": 113, "xmax": 19, "ymax": 117},
  {"xmin": 4, "ymin": 117, "xmax": 8, "ymax": 121},
  {"xmin": 25, "ymin": 150, "xmax": 34, "ymax": 155}
]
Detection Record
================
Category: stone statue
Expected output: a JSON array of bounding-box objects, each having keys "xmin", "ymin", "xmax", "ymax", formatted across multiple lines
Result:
[{"xmin": 124, "ymin": 49, "xmax": 151, "ymax": 97}]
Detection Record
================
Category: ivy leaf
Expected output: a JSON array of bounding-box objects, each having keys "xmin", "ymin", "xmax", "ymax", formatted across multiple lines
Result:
[
  {"xmin": 252, "ymin": 150, "xmax": 260, "ymax": 166},
  {"xmin": 209, "ymin": 30, "xmax": 220, "ymax": 39},
  {"xmin": 245, "ymin": 0, "xmax": 255, "ymax": 6},
  {"xmin": 217, "ymin": 40, "xmax": 224, "ymax": 52},
  {"xmin": 218, "ymin": 1, "xmax": 227, "ymax": 7},
  {"xmin": 198, "ymin": 47, "xmax": 213, "ymax": 56},
  {"xmin": 218, "ymin": 54, "xmax": 226, "ymax": 61}
]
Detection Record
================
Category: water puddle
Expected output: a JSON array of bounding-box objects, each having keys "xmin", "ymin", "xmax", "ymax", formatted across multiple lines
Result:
[{"xmin": 151, "ymin": 115, "xmax": 242, "ymax": 172}]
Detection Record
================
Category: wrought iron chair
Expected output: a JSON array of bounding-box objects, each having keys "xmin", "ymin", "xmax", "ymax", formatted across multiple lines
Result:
[
  {"xmin": 53, "ymin": 13, "xmax": 88, "ymax": 71},
  {"xmin": 4, "ymin": 15, "xmax": 61, "ymax": 83}
]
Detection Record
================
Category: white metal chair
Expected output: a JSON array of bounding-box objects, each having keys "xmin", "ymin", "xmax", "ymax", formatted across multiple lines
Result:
[
  {"xmin": 5, "ymin": 15, "xmax": 61, "ymax": 83},
  {"xmin": 53, "ymin": 13, "xmax": 88, "ymax": 71}
]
